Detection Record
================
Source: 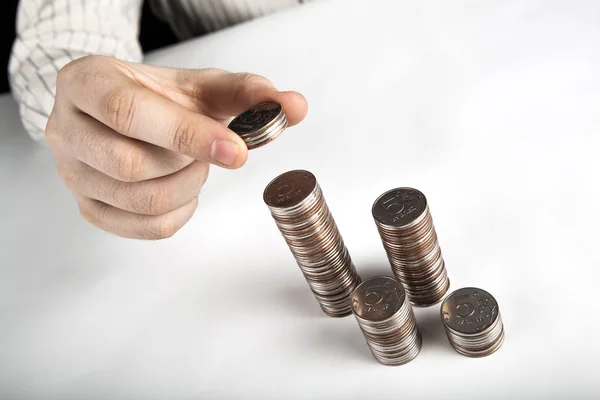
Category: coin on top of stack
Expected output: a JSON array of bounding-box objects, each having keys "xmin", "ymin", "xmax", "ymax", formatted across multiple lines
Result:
[
  {"xmin": 372, "ymin": 188, "xmax": 450, "ymax": 307},
  {"xmin": 228, "ymin": 102, "xmax": 287, "ymax": 149},
  {"xmin": 351, "ymin": 276, "xmax": 422, "ymax": 366},
  {"xmin": 264, "ymin": 170, "xmax": 361, "ymax": 317},
  {"xmin": 441, "ymin": 287, "xmax": 505, "ymax": 357}
]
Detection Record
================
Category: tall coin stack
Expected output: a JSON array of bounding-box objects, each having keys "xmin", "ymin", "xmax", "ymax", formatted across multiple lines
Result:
[
  {"xmin": 372, "ymin": 188, "xmax": 450, "ymax": 307},
  {"xmin": 351, "ymin": 276, "xmax": 422, "ymax": 366},
  {"xmin": 441, "ymin": 287, "xmax": 505, "ymax": 357},
  {"xmin": 264, "ymin": 170, "xmax": 361, "ymax": 317}
]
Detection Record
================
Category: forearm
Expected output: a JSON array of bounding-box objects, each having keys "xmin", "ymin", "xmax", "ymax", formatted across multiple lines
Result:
[{"xmin": 9, "ymin": 0, "xmax": 144, "ymax": 142}]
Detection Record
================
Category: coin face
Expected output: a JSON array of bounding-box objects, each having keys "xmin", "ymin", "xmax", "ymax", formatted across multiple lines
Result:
[
  {"xmin": 372, "ymin": 188, "xmax": 427, "ymax": 227},
  {"xmin": 228, "ymin": 102, "xmax": 283, "ymax": 135},
  {"xmin": 263, "ymin": 170, "xmax": 317, "ymax": 208},
  {"xmin": 441, "ymin": 287, "xmax": 499, "ymax": 335},
  {"xmin": 351, "ymin": 276, "xmax": 405, "ymax": 321}
]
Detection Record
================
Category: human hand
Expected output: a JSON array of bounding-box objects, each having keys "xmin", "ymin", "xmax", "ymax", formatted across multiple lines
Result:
[{"xmin": 46, "ymin": 55, "xmax": 308, "ymax": 239}]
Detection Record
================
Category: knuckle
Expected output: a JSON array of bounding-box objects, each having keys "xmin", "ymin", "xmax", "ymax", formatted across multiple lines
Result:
[
  {"xmin": 78, "ymin": 200, "xmax": 105, "ymax": 227},
  {"xmin": 57, "ymin": 164, "xmax": 81, "ymax": 190},
  {"xmin": 57, "ymin": 55, "xmax": 95, "ymax": 88},
  {"xmin": 78, "ymin": 203, "xmax": 95, "ymax": 225},
  {"xmin": 81, "ymin": 54, "xmax": 107, "ymax": 64},
  {"xmin": 233, "ymin": 73, "xmax": 272, "ymax": 104},
  {"xmin": 57, "ymin": 55, "xmax": 112, "ymax": 98},
  {"xmin": 56, "ymin": 60, "xmax": 78, "ymax": 88},
  {"xmin": 111, "ymin": 144, "xmax": 146, "ymax": 182},
  {"xmin": 61, "ymin": 170, "xmax": 79, "ymax": 188},
  {"xmin": 171, "ymin": 119, "xmax": 196, "ymax": 155},
  {"xmin": 44, "ymin": 112, "xmax": 60, "ymax": 146},
  {"xmin": 148, "ymin": 216, "xmax": 179, "ymax": 240},
  {"xmin": 102, "ymin": 87, "xmax": 136, "ymax": 135},
  {"xmin": 79, "ymin": 205, "xmax": 94, "ymax": 224},
  {"xmin": 236, "ymin": 72, "xmax": 270, "ymax": 87}
]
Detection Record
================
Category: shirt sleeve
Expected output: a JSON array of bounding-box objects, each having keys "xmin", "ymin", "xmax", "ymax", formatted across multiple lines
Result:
[{"xmin": 8, "ymin": 0, "xmax": 144, "ymax": 142}]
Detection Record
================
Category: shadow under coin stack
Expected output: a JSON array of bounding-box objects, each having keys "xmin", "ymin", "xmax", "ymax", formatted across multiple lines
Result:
[
  {"xmin": 264, "ymin": 170, "xmax": 361, "ymax": 317},
  {"xmin": 228, "ymin": 102, "xmax": 288, "ymax": 149},
  {"xmin": 351, "ymin": 276, "xmax": 422, "ymax": 365},
  {"xmin": 372, "ymin": 188, "xmax": 450, "ymax": 307},
  {"xmin": 441, "ymin": 287, "xmax": 505, "ymax": 357}
]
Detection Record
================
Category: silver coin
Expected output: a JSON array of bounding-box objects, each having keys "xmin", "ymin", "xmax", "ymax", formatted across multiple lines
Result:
[
  {"xmin": 372, "ymin": 188, "xmax": 427, "ymax": 227},
  {"xmin": 263, "ymin": 170, "xmax": 317, "ymax": 209},
  {"xmin": 228, "ymin": 102, "xmax": 287, "ymax": 149},
  {"xmin": 351, "ymin": 276, "xmax": 422, "ymax": 366},
  {"xmin": 351, "ymin": 276, "xmax": 405, "ymax": 322},
  {"xmin": 441, "ymin": 287, "xmax": 499, "ymax": 334},
  {"xmin": 440, "ymin": 287, "xmax": 505, "ymax": 357},
  {"xmin": 372, "ymin": 188, "xmax": 450, "ymax": 307}
]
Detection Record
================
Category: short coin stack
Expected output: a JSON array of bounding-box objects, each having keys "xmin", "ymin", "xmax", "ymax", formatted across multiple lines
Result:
[
  {"xmin": 441, "ymin": 287, "xmax": 505, "ymax": 357},
  {"xmin": 351, "ymin": 276, "xmax": 422, "ymax": 365},
  {"xmin": 372, "ymin": 188, "xmax": 450, "ymax": 307},
  {"xmin": 228, "ymin": 102, "xmax": 288, "ymax": 149},
  {"xmin": 264, "ymin": 170, "xmax": 361, "ymax": 317}
]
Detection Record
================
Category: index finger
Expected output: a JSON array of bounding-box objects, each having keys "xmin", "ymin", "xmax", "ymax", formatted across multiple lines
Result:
[
  {"xmin": 200, "ymin": 72, "xmax": 309, "ymax": 126},
  {"xmin": 59, "ymin": 57, "xmax": 248, "ymax": 169}
]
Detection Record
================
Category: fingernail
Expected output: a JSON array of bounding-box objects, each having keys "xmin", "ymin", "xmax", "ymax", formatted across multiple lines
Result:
[{"xmin": 210, "ymin": 140, "xmax": 239, "ymax": 166}]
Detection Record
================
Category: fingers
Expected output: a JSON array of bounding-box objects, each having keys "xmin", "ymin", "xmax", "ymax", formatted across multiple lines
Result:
[
  {"xmin": 57, "ymin": 56, "xmax": 248, "ymax": 169},
  {"xmin": 78, "ymin": 195, "xmax": 198, "ymax": 240},
  {"xmin": 49, "ymin": 56, "xmax": 312, "ymax": 241},
  {"xmin": 196, "ymin": 72, "xmax": 309, "ymax": 126},
  {"xmin": 119, "ymin": 62, "xmax": 308, "ymax": 126},
  {"xmin": 48, "ymin": 110, "xmax": 194, "ymax": 182},
  {"xmin": 60, "ymin": 159, "xmax": 209, "ymax": 215}
]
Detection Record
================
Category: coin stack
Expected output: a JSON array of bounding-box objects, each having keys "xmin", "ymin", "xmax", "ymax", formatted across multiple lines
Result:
[
  {"xmin": 263, "ymin": 170, "xmax": 361, "ymax": 317},
  {"xmin": 351, "ymin": 276, "xmax": 422, "ymax": 366},
  {"xmin": 372, "ymin": 188, "xmax": 450, "ymax": 307},
  {"xmin": 441, "ymin": 287, "xmax": 505, "ymax": 357},
  {"xmin": 228, "ymin": 102, "xmax": 288, "ymax": 149}
]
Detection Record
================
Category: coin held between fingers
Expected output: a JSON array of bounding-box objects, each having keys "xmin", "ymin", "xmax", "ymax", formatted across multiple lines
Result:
[{"xmin": 228, "ymin": 102, "xmax": 287, "ymax": 149}]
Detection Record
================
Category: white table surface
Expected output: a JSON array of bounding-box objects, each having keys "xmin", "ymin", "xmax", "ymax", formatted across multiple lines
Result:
[{"xmin": 2, "ymin": 0, "xmax": 600, "ymax": 398}]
